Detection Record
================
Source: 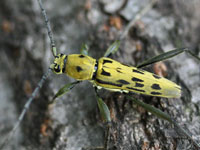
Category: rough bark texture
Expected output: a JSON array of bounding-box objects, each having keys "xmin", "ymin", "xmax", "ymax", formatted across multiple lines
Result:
[{"xmin": 0, "ymin": 0, "xmax": 199, "ymax": 150}]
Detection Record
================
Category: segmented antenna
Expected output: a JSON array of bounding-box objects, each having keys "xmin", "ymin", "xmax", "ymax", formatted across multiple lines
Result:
[
  {"xmin": 0, "ymin": 1, "xmax": 55, "ymax": 149},
  {"xmin": 38, "ymin": 0, "xmax": 57, "ymax": 57},
  {"xmin": 0, "ymin": 69, "xmax": 51, "ymax": 149}
]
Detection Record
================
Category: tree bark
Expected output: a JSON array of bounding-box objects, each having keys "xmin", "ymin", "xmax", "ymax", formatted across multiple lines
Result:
[{"xmin": 0, "ymin": 0, "xmax": 199, "ymax": 150}]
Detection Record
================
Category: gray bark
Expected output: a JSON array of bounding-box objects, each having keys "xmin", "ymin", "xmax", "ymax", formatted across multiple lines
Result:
[{"xmin": 0, "ymin": 0, "xmax": 199, "ymax": 150}]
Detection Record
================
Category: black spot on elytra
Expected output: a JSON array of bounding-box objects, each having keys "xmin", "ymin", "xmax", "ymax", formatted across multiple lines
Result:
[
  {"xmin": 79, "ymin": 55, "xmax": 85, "ymax": 58},
  {"xmin": 117, "ymin": 79, "xmax": 130, "ymax": 85},
  {"xmin": 151, "ymin": 92, "xmax": 162, "ymax": 95},
  {"xmin": 101, "ymin": 69, "xmax": 111, "ymax": 76},
  {"xmin": 96, "ymin": 78, "xmax": 122, "ymax": 87},
  {"xmin": 153, "ymin": 74, "xmax": 161, "ymax": 79},
  {"xmin": 116, "ymin": 67, "xmax": 123, "ymax": 73},
  {"xmin": 131, "ymin": 77, "xmax": 144, "ymax": 82},
  {"xmin": 103, "ymin": 59, "xmax": 113, "ymax": 64},
  {"xmin": 151, "ymin": 84, "xmax": 161, "ymax": 90},
  {"xmin": 76, "ymin": 66, "xmax": 83, "ymax": 72},
  {"xmin": 126, "ymin": 87, "xmax": 145, "ymax": 92},
  {"xmin": 133, "ymin": 69, "xmax": 144, "ymax": 74},
  {"xmin": 135, "ymin": 83, "xmax": 144, "ymax": 87}
]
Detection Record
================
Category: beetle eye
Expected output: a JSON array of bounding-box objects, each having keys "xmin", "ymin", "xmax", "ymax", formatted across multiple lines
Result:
[{"xmin": 54, "ymin": 65, "xmax": 60, "ymax": 73}]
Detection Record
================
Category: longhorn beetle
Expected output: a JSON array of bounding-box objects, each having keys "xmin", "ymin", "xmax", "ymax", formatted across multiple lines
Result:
[{"xmin": 1, "ymin": 0, "xmax": 200, "ymax": 149}]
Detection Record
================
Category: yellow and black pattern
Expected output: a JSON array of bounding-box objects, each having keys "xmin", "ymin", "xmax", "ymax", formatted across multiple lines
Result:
[
  {"xmin": 51, "ymin": 54, "xmax": 181, "ymax": 98},
  {"xmin": 95, "ymin": 57, "xmax": 181, "ymax": 98},
  {"xmin": 51, "ymin": 54, "xmax": 96, "ymax": 80}
]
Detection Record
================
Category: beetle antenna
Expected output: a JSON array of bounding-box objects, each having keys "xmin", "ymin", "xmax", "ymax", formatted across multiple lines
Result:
[
  {"xmin": 38, "ymin": 0, "xmax": 57, "ymax": 57},
  {"xmin": 0, "ymin": 1, "xmax": 56, "ymax": 148},
  {"xmin": 0, "ymin": 69, "xmax": 51, "ymax": 149}
]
